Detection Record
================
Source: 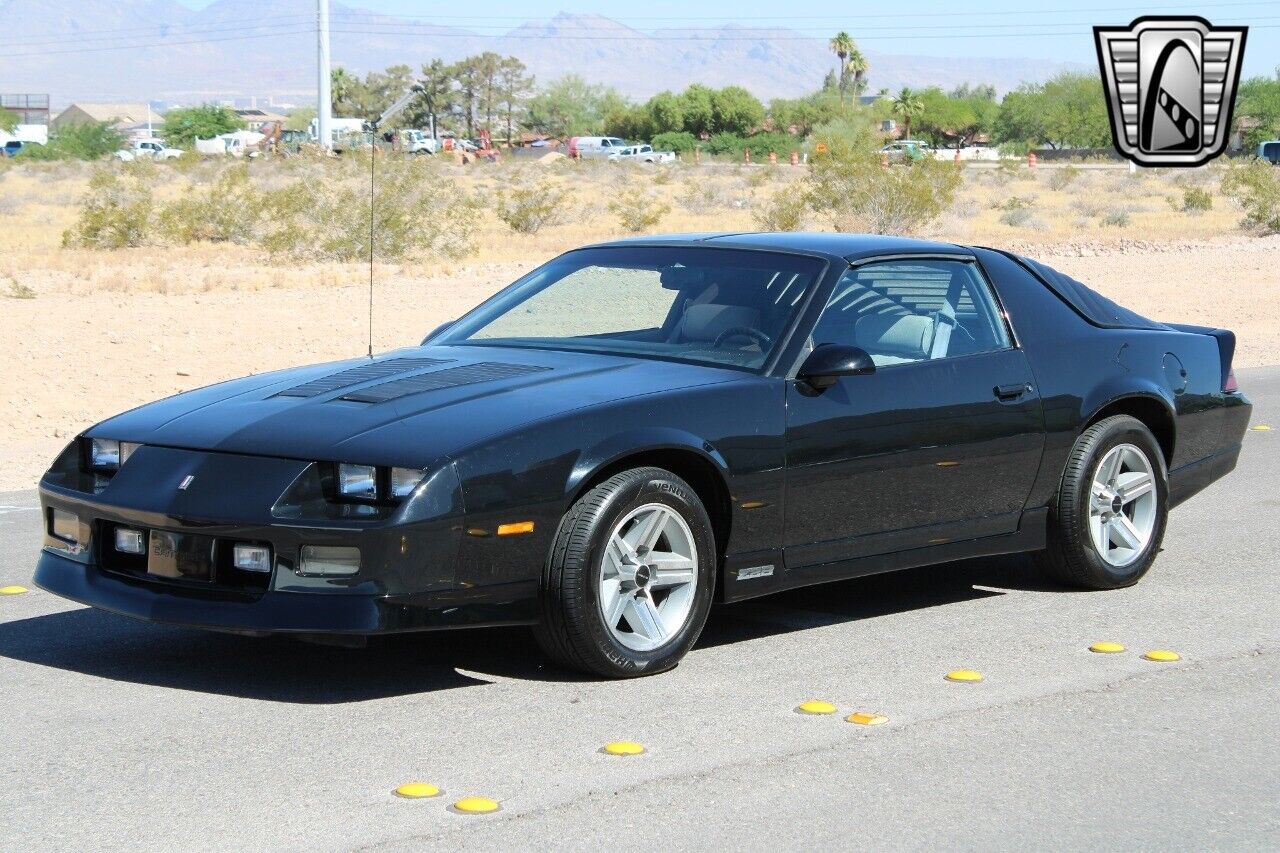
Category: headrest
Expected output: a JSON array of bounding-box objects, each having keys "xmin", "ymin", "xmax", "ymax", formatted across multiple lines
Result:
[
  {"xmin": 677, "ymin": 304, "xmax": 762, "ymax": 343},
  {"xmin": 854, "ymin": 313, "xmax": 935, "ymax": 358}
]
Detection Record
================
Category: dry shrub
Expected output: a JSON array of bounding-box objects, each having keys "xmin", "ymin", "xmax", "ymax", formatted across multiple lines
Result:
[
  {"xmin": 61, "ymin": 170, "xmax": 153, "ymax": 249},
  {"xmin": 1046, "ymin": 164, "xmax": 1081, "ymax": 190},
  {"xmin": 608, "ymin": 185, "xmax": 671, "ymax": 232},
  {"xmin": 805, "ymin": 151, "xmax": 962, "ymax": 235},
  {"xmin": 156, "ymin": 163, "xmax": 264, "ymax": 245},
  {"xmin": 752, "ymin": 183, "xmax": 807, "ymax": 231},
  {"xmin": 1221, "ymin": 159, "xmax": 1280, "ymax": 234},
  {"xmin": 494, "ymin": 177, "xmax": 573, "ymax": 234}
]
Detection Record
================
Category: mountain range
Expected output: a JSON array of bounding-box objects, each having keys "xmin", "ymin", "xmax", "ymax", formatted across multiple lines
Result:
[{"xmin": 0, "ymin": 0, "xmax": 1083, "ymax": 107}]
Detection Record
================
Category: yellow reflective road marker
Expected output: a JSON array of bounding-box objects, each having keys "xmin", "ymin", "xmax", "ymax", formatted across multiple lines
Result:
[
  {"xmin": 394, "ymin": 782, "xmax": 441, "ymax": 799},
  {"xmin": 452, "ymin": 796, "xmax": 500, "ymax": 814},
  {"xmin": 1143, "ymin": 649, "xmax": 1181, "ymax": 662},
  {"xmin": 1089, "ymin": 641, "xmax": 1126, "ymax": 654},
  {"xmin": 846, "ymin": 712, "xmax": 888, "ymax": 726},
  {"xmin": 796, "ymin": 700, "xmax": 838, "ymax": 715},
  {"xmin": 0, "ymin": 586, "xmax": 28, "ymax": 595},
  {"xmin": 945, "ymin": 670, "xmax": 984, "ymax": 683},
  {"xmin": 602, "ymin": 741, "xmax": 645, "ymax": 756}
]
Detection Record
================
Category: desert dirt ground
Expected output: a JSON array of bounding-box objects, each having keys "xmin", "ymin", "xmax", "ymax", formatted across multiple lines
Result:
[{"xmin": 0, "ymin": 156, "xmax": 1276, "ymax": 490}]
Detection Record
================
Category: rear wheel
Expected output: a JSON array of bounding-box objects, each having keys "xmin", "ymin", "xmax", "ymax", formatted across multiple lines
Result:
[
  {"xmin": 533, "ymin": 467, "xmax": 716, "ymax": 678},
  {"xmin": 1035, "ymin": 415, "xmax": 1168, "ymax": 589}
]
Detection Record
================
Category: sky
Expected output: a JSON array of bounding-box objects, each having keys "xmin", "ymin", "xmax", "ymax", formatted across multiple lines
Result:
[{"xmin": 177, "ymin": 0, "xmax": 1279, "ymax": 76}]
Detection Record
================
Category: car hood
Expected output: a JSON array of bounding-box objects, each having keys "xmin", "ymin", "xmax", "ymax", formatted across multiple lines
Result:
[{"xmin": 89, "ymin": 345, "xmax": 746, "ymax": 468}]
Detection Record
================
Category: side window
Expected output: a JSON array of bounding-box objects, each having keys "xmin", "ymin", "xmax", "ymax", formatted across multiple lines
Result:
[{"xmin": 812, "ymin": 260, "xmax": 1010, "ymax": 367}]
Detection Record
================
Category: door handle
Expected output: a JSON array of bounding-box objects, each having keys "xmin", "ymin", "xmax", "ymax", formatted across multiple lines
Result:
[{"xmin": 994, "ymin": 383, "xmax": 1031, "ymax": 401}]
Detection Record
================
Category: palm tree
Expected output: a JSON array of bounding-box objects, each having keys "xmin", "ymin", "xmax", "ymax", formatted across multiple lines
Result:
[
  {"xmin": 828, "ymin": 32, "xmax": 854, "ymax": 109},
  {"xmin": 847, "ymin": 49, "xmax": 869, "ymax": 99},
  {"xmin": 891, "ymin": 87, "xmax": 924, "ymax": 139},
  {"xmin": 330, "ymin": 67, "xmax": 356, "ymax": 114}
]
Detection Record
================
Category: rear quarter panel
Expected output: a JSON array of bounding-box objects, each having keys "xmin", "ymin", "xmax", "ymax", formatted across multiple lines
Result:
[{"xmin": 976, "ymin": 248, "xmax": 1245, "ymax": 508}]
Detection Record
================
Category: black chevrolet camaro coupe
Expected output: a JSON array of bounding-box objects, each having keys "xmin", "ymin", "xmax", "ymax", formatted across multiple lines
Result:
[{"xmin": 36, "ymin": 234, "xmax": 1252, "ymax": 677}]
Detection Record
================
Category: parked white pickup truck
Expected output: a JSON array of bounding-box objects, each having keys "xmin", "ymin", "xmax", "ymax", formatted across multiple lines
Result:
[
  {"xmin": 115, "ymin": 138, "xmax": 183, "ymax": 161},
  {"xmin": 401, "ymin": 129, "xmax": 439, "ymax": 155},
  {"xmin": 607, "ymin": 144, "xmax": 676, "ymax": 164}
]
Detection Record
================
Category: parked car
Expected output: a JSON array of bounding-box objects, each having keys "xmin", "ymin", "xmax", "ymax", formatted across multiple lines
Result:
[
  {"xmin": 115, "ymin": 138, "xmax": 183, "ymax": 161},
  {"xmin": 34, "ymin": 234, "xmax": 1251, "ymax": 678},
  {"xmin": 568, "ymin": 136, "xmax": 628, "ymax": 159},
  {"xmin": 608, "ymin": 144, "xmax": 676, "ymax": 164},
  {"xmin": 1, "ymin": 140, "xmax": 27, "ymax": 158},
  {"xmin": 1257, "ymin": 140, "xmax": 1280, "ymax": 165},
  {"xmin": 880, "ymin": 140, "xmax": 932, "ymax": 161}
]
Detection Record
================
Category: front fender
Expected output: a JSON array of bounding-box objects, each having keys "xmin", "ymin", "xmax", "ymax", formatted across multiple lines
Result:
[{"xmin": 567, "ymin": 427, "xmax": 730, "ymax": 503}]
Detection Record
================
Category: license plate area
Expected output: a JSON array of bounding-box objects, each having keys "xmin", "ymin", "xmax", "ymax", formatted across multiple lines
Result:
[{"xmin": 148, "ymin": 530, "xmax": 214, "ymax": 582}]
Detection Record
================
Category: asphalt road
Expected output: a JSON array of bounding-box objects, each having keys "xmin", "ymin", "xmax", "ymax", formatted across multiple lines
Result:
[{"xmin": 2, "ymin": 369, "xmax": 1278, "ymax": 851}]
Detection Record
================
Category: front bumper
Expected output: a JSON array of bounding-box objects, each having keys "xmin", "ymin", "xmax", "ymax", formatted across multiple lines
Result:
[{"xmin": 34, "ymin": 444, "xmax": 537, "ymax": 634}]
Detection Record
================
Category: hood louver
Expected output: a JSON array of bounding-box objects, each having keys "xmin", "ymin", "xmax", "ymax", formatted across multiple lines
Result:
[
  {"xmin": 339, "ymin": 362, "xmax": 551, "ymax": 404},
  {"xmin": 272, "ymin": 357, "xmax": 452, "ymax": 399}
]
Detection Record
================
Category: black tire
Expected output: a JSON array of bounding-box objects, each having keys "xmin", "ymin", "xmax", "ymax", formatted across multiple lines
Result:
[
  {"xmin": 1035, "ymin": 415, "xmax": 1169, "ymax": 589},
  {"xmin": 533, "ymin": 467, "xmax": 717, "ymax": 678}
]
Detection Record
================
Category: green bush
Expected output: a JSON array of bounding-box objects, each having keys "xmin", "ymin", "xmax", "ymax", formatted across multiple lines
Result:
[
  {"xmin": 651, "ymin": 131, "xmax": 698, "ymax": 154},
  {"xmin": 162, "ymin": 105, "xmax": 244, "ymax": 150},
  {"xmin": 1100, "ymin": 208, "xmax": 1130, "ymax": 227},
  {"xmin": 805, "ymin": 148, "xmax": 962, "ymax": 235},
  {"xmin": 1179, "ymin": 185, "xmax": 1213, "ymax": 213},
  {"xmin": 494, "ymin": 178, "xmax": 572, "ymax": 234},
  {"xmin": 18, "ymin": 122, "xmax": 125, "ymax": 161},
  {"xmin": 608, "ymin": 185, "xmax": 670, "ymax": 232},
  {"xmin": 752, "ymin": 183, "xmax": 807, "ymax": 231},
  {"xmin": 156, "ymin": 163, "xmax": 264, "ymax": 244},
  {"xmin": 999, "ymin": 207, "xmax": 1037, "ymax": 228},
  {"xmin": 62, "ymin": 170, "xmax": 153, "ymax": 248},
  {"xmin": 1221, "ymin": 159, "xmax": 1280, "ymax": 233}
]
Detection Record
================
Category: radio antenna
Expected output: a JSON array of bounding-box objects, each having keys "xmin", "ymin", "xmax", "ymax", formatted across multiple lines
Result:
[{"xmin": 365, "ymin": 88, "xmax": 420, "ymax": 360}]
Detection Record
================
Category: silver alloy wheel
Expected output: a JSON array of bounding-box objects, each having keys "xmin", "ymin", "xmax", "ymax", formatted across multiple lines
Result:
[
  {"xmin": 598, "ymin": 503, "xmax": 699, "ymax": 652},
  {"xmin": 1088, "ymin": 443, "xmax": 1158, "ymax": 567}
]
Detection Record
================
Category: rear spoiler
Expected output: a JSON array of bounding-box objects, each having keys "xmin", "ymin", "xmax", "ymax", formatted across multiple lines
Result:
[{"xmin": 1165, "ymin": 322, "xmax": 1236, "ymax": 389}]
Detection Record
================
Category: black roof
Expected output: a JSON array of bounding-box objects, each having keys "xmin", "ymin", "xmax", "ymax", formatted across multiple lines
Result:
[{"xmin": 590, "ymin": 232, "xmax": 967, "ymax": 261}]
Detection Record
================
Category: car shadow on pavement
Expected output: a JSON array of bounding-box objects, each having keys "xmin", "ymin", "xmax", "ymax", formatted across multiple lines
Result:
[{"xmin": 0, "ymin": 554, "xmax": 1072, "ymax": 699}]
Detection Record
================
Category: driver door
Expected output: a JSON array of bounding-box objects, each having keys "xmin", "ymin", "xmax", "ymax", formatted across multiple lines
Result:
[{"xmin": 783, "ymin": 258, "xmax": 1045, "ymax": 569}]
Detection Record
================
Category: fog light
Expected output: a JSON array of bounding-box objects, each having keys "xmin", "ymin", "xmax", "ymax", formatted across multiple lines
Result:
[
  {"xmin": 50, "ymin": 508, "xmax": 81, "ymax": 544},
  {"xmin": 232, "ymin": 544, "xmax": 272, "ymax": 573},
  {"xmin": 114, "ymin": 527, "xmax": 146, "ymax": 555},
  {"xmin": 299, "ymin": 545, "xmax": 360, "ymax": 577}
]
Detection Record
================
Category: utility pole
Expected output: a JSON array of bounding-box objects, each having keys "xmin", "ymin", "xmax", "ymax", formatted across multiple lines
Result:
[{"xmin": 316, "ymin": 0, "xmax": 332, "ymax": 149}]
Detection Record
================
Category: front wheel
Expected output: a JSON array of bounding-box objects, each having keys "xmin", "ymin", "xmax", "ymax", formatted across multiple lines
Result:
[
  {"xmin": 533, "ymin": 467, "xmax": 716, "ymax": 678},
  {"xmin": 1035, "ymin": 415, "xmax": 1168, "ymax": 589}
]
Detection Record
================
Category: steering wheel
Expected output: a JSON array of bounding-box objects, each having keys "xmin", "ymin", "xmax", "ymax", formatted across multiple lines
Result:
[{"xmin": 712, "ymin": 327, "xmax": 773, "ymax": 349}]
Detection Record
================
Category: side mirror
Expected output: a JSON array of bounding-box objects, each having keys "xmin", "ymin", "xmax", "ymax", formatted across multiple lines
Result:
[
  {"xmin": 798, "ymin": 344, "xmax": 875, "ymax": 390},
  {"xmin": 421, "ymin": 320, "xmax": 455, "ymax": 345}
]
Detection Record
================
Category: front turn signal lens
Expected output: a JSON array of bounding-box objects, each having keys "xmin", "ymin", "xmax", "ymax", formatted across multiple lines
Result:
[
  {"xmin": 390, "ymin": 467, "xmax": 425, "ymax": 498},
  {"xmin": 496, "ymin": 521, "xmax": 535, "ymax": 536}
]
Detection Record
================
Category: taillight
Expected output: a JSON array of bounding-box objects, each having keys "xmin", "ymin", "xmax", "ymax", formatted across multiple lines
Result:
[{"xmin": 1224, "ymin": 369, "xmax": 1239, "ymax": 393}]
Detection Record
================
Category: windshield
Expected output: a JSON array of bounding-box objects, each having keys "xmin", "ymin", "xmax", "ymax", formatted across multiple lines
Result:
[{"xmin": 435, "ymin": 246, "xmax": 826, "ymax": 370}]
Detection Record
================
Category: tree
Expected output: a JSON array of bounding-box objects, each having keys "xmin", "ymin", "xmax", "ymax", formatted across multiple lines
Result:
[
  {"xmin": 1236, "ymin": 76, "xmax": 1280, "ymax": 150},
  {"xmin": 413, "ymin": 59, "xmax": 458, "ymax": 138},
  {"xmin": 161, "ymin": 105, "xmax": 244, "ymax": 148},
  {"xmin": 497, "ymin": 56, "xmax": 534, "ymax": 144},
  {"xmin": 17, "ymin": 122, "xmax": 126, "ymax": 160},
  {"xmin": 679, "ymin": 84, "xmax": 716, "ymax": 136},
  {"xmin": 846, "ymin": 49, "xmax": 869, "ymax": 99},
  {"xmin": 891, "ymin": 88, "xmax": 925, "ymax": 139},
  {"xmin": 453, "ymin": 57, "xmax": 483, "ymax": 137},
  {"xmin": 525, "ymin": 74, "xmax": 628, "ymax": 137},
  {"xmin": 0, "ymin": 107, "xmax": 17, "ymax": 134},
  {"xmin": 822, "ymin": 70, "xmax": 838, "ymax": 93},
  {"xmin": 647, "ymin": 91, "xmax": 685, "ymax": 136},
  {"xmin": 912, "ymin": 86, "xmax": 998, "ymax": 149},
  {"xmin": 829, "ymin": 31, "xmax": 855, "ymax": 109},
  {"xmin": 992, "ymin": 73, "xmax": 1109, "ymax": 149},
  {"xmin": 472, "ymin": 52, "xmax": 504, "ymax": 132},
  {"xmin": 285, "ymin": 106, "xmax": 316, "ymax": 132},
  {"xmin": 711, "ymin": 86, "xmax": 764, "ymax": 135},
  {"xmin": 330, "ymin": 67, "xmax": 361, "ymax": 116}
]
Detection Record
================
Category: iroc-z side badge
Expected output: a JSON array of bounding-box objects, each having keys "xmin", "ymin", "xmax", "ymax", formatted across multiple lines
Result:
[{"xmin": 1094, "ymin": 16, "xmax": 1247, "ymax": 167}]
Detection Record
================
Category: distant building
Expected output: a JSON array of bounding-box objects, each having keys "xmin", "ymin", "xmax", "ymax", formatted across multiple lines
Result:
[
  {"xmin": 234, "ymin": 108, "xmax": 288, "ymax": 133},
  {"xmin": 1, "ymin": 94, "xmax": 50, "ymax": 145},
  {"xmin": 52, "ymin": 103, "xmax": 155, "ymax": 131}
]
